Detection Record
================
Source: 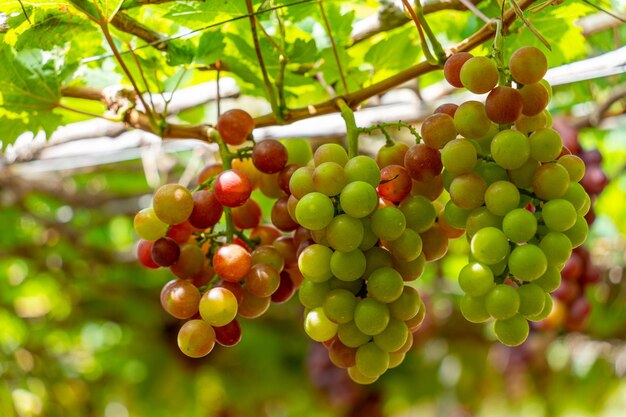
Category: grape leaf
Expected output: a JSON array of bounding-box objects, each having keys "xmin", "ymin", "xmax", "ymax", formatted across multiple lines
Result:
[{"xmin": 195, "ymin": 31, "xmax": 226, "ymax": 65}]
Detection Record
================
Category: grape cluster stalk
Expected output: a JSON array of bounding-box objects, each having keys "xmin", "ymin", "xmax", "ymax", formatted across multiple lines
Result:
[{"xmin": 438, "ymin": 47, "xmax": 592, "ymax": 346}]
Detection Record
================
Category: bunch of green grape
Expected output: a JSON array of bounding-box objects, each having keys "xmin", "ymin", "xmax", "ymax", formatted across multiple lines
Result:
[
  {"xmin": 437, "ymin": 47, "xmax": 591, "ymax": 346},
  {"xmin": 292, "ymin": 142, "xmax": 445, "ymax": 384}
]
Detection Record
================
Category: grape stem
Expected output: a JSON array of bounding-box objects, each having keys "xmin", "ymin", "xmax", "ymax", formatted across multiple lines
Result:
[
  {"xmin": 401, "ymin": 0, "xmax": 445, "ymax": 65},
  {"xmin": 213, "ymin": 129, "xmax": 236, "ymax": 243},
  {"xmin": 358, "ymin": 121, "xmax": 421, "ymax": 144},
  {"xmin": 491, "ymin": 17, "xmax": 510, "ymax": 87},
  {"xmin": 336, "ymin": 99, "xmax": 359, "ymax": 158}
]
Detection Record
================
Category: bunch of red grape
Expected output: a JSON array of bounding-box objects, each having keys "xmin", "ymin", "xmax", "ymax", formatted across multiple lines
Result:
[
  {"xmin": 436, "ymin": 46, "xmax": 591, "ymax": 346},
  {"xmin": 134, "ymin": 109, "xmax": 305, "ymax": 358}
]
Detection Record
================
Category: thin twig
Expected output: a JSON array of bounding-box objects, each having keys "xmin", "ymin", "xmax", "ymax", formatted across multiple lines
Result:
[
  {"xmin": 17, "ymin": 0, "xmax": 32, "ymax": 24},
  {"xmin": 127, "ymin": 41, "xmax": 157, "ymax": 116},
  {"xmin": 458, "ymin": 0, "xmax": 490, "ymax": 22},
  {"xmin": 318, "ymin": 0, "xmax": 349, "ymax": 94},
  {"xmin": 581, "ymin": 0, "xmax": 626, "ymax": 23},
  {"xmin": 401, "ymin": 0, "xmax": 438, "ymax": 64}
]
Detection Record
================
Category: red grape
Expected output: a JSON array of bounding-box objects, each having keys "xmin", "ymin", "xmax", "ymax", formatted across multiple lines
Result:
[
  {"xmin": 271, "ymin": 270, "xmax": 296, "ymax": 303},
  {"xmin": 137, "ymin": 240, "xmax": 159, "ymax": 269},
  {"xmin": 189, "ymin": 190, "xmax": 223, "ymax": 229},
  {"xmin": 404, "ymin": 144, "xmax": 443, "ymax": 182},
  {"xmin": 213, "ymin": 244, "xmax": 252, "ymax": 282},
  {"xmin": 214, "ymin": 169, "xmax": 252, "ymax": 207},
  {"xmin": 217, "ymin": 109, "xmax": 254, "ymax": 146},
  {"xmin": 231, "ymin": 199, "xmax": 262, "ymax": 229},
  {"xmin": 151, "ymin": 237, "xmax": 180, "ymax": 267},
  {"xmin": 271, "ymin": 196, "xmax": 299, "ymax": 231},
  {"xmin": 443, "ymin": 52, "xmax": 473, "ymax": 88},
  {"xmin": 214, "ymin": 319, "xmax": 243, "ymax": 346},
  {"xmin": 378, "ymin": 165, "xmax": 412, "ymax": 203},
  {"xmin": 252, "ymin": 140, "xmax": 288, "ymax": 174}
]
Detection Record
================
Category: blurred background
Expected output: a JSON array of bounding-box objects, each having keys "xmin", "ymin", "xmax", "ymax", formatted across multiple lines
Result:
[{"xmin": 1, "ymin": 0, "xmax": 626, "ymax": 416}]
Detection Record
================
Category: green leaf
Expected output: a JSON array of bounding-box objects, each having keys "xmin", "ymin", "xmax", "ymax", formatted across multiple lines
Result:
[
  {"xmin": 68, "ymin": 0, "xmax": 124, "ymax": 23},
  {"xmin": 167, "ymin": 39, "xmax": 196, "ymax": 66},
  {"xmin": 0, "ymin": 46, "xmax": 70, "ymax": 142},
  {"xmin": 195, "ymin": 31, "xmax": 226, "ymax": 65},
  {"xmin": 286, "ymin": 38, "xmax": 318, "ymax": 64},
  {"xmin": 364, "ymin": 28, "xmax": 419, "ymax": 72}
]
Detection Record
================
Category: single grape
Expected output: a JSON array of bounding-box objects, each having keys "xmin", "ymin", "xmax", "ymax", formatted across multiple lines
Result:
[
  {"xmin": 484, "ymin": 180, "xmax": 520, "ymax": 216},
  {"xmin": 326, "ymin": 214, "xmax": 364, "ymax": 252},
  {"xmin": 388, "ymin": 229, "xmax": 423, "ymax": 262},
  {"xmin": 434, "ymin": 103, "xmax": 459, "ymax": 117},
  {"xmin": 485, "ymin": 86, "xmax": 524, "ymax": 124},
  {"xmin": 282, "ymin": 138, "xmax": 313, "ymax": 165},
  {"xmin": 137, "ymin": 240, "xmax": 160, "ymax": 269},
  {"xmin": 508, "ymin": 158, "xmax": 540, "ymax": 190},
  {"xmin": 515, "ymin": 112, "xmax": 548, "ymax": 134},
  {"xmin": 470, "ymin": 227, "xmax": 509, "ymax": 265},
  {"xmin": 406, "ymin": 299, "xmax": 426, "ymax": 331},
  {"xmin": 558, "ymin": 155, "xmax": 585, "ymax": 183},
  {"xmin": 449, "ymin": 173, "xmax": 487, "ymax": 210},
  {"xmin": 338, "ymin": 321, "xmax": 371, "ymax": 348},
  {"xmin": 367, "ymin": 267, "xmax": 404, "ymax": 303},
  {"xmin": 443, "ymin": 200, "xmax": 470, "ymax": 230},
  {"xmin": 153, "ymin": 184, "xmax": 194, "ymax": 225},
  {"xmin": 238, "ymin": 288, "xmax": 271, "ymax": 318},
  {"xmin": 313, "ymin": 162, "xmax": 346, "ymax": 196},
  {"xmin": 519, "ymin": 82, "xmax": 550, "ymax": 116},
  {"xmin": 232, "ymin": 157, "xmax": 260, "ymax": 189},
  {"xmin": 502, "ymin": 208, "xmax": 537, "ymax": 243},
  {"xmin": 419, "ymin": 224, "xmax": 449, "ymax": 262},
  {"xmin": 344, "ymin": 155, "xmax": 381, "ymax": 187},
  {"xmin": 454, "ymin": 101, "xmax": 491, "ymax": 139},
  {"xmin": 354, "ymin": 298, "xmax": 390, "ymax": 336},
  {"xmin": 166, "ymin": 221, "xmax": 194, "ymax": 244},
  {"xmin": 563, "ymin": 215, "xmax": 589, "ymax": 248},
  {"xmin": 532, "ymin": 163, "xmax": 570, "ymax": 200},
  {"xmin": 458, "ymin": 262, "xmax": 495, "ymax": 297},
  {"xmin": 258, "ymin": 172, "xmax": 284, "ymax": 198},
  {"xmin": 371, "ymin": 206, "xmax": 406, "ymax": 241},
  {"xmin": 324, "ymin": 289, "xmax": 358, "ymax": 324},
  {"xmin": 213, "ymin": 244, "xmax": 252, "ymax": 282},
  {"xmin": 340, "ymin": 181, "xmax": 378, "ymax": 218},
  {"xmin": 378, "ymin": 165, "xmax": 412, "ymax": 203},
  {"xmin": 527, "ymin": 293, "xmax": 553, "ymax": 322},
  {"xmin": 245, "ymin": 264, "xmax": 281, "ymax": 297},
  {"xmin": 517, "ymin": 283, "xmax": 546, "ymax": 317},
  {"xmin": 271, "ymin": 270, "xmax": 296, "ymax": 303},
  {"xmin": 460, "ymin": 294, "xmax": 490, "ymax": 323},
  {"xmin": 277, "ymin": 164, "xmax": 300, "ymax": 194},
  {"xmin": 359, "ymin": 218, "xmax": 378, "ymax": 251},
  {"xmin": 231, "ymin": 198, "xmax": 261, "ymax": 230},
  {"xmin": 177, "ymin": 320, "xmax": 216, "ymax": 358},
  {"xmin": 298, "ymin": 243, "xmax": 333, "ymax": 283},
  {"xmin": 400, "ymin": 195, "xmax": 437, "ymax": 233},
  {"xmin": 151, "ymin": 237, "xmax": 180, "ymax": 267},
  {"xmin": 295, "ymin": 192, "xmax": 335, "ymax": 230},
  {"xmin": 355, "ymin": 342, "xmax": 389, "ymax": 377},
  {"xmin": 348, "ymin": 366, "xmax": 379, "ymax": 385},
  {"xmin": 542, "ymin": 199, "xmax": 577, "ymax": 232},
  {"xmin": 411, "ymin": 175, "xmax": 444, "ymax": 201},
  {"xmin": 330, "ymin": 249, "xmax": 366, "ymax": 282},
  {"xmin": 421, "ymin": 113, "xmax": 457, "ymax": 149},
  {"xmin": 491, "ymin": 130, "xmax": 530, "ymax": 170},
  {"xmin": 508, "ymin": 244, "xmax": 547, "ymax": 281},
  {"xmin": 404, "ymin": 143, "xmax": 443, "ymax": 181},
  {"xmin": 134, "ymin": 208, "xmax": 168, "ymax": 240},
  {"xmin": 160, "ymin": 279, "xmax": 201, "ymax": 319},
  {"xmin": 305, "ymin": 307, "xmax": 338, "ymax": 342},
  {"xmin": 314, "ymin": 143, "xmax": 348, "ymax": 166},
  {"xmin": 529, "ymin": 128, "xmax": 562, "ymax": 162},
  {"xmin": 364, "ymin": 247, "xmax": 394, "ymax": 279},
  {"xmin": 494, "ymin": 314, "xmax": 529, "ymax": 346},
  {"xmin": 443, "ymin": 52, "xmax": 473, "ymax": 88},
  {"xmin": 328, "ymin": 339, "xmax": 357, "ymax": 368},
  {"xmin": 298, "ymin": 279, "xmax": 331, "ymax": 308},
  {"xmin": 289, "ymin": 166, "xmax": 315, "ymax": 199},
  {"xmin": 197, "ymin": 163, "xmax": 223, "ymax": 185},
  {"xmin": 373, "ymin": 319, "xmax": 409, "ymax": 352},
  {"xmin": 251, "ymin": 245, "xmax": 284, "ymax": 272},
  {"xmin": 376, "ymin": 141, "xmax": 409, "ymax": 168},
  {"xmin": 509, "ymin": 46, "xmax": 547, "ymax": 85},
  {"xmin": 214, "ymin": 319, "xmax": 242, "ymax": 347},
  {"xmin": 441, "ymin": 138, "xmax": 477, "ymax": 175},
  {"xmin": 465, "ymin": 207, "xmax": 502, "ymax": 237},
  {"xmin": 485, "ymin": 284, "xmax": 520, "ymax": 319},
  {"xmin": 214, "ymin": 170, "xmax": 252, "ymax": 207},
  {"xmin": 388, "ymin": 286, "xmax": 421, "ymax": 321},
  {"xmin": 459, "ymin": 56, "xmax": 499, "ymax": 94},
  {"xmin": 252, "ymin": 139, "xmax": 288, "ymax": 174},
  {"xmin": 189, "ymin": 190, "xmax": 223, "ymax": 229},
  {"xmin": 217, "ymin": 109, "xmax": 254, "ymax": 145},
  {"xmin": 199, "ymin": 287, "xmax": 238, "ymax": 326},
  {"xmin": 170, "ymin": 243, "xmax": 204, "ymax": 278}
]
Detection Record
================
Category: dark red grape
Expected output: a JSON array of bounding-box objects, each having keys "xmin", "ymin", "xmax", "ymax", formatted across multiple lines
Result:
[
  {"xmin": 404, "ymin": 143, "xmax": 443, "ymax": 181},
  {"xmin": 278, "ymin": 164, "xmax": 300, "ymax": 194},
  {"xmin": 271, "ymin": 195, "xmax": 299, "ymax": 231},
  {"xmin": 271, "ymin": 270, "xmax": 296, "ymax": 303},
  {"xmin": 189, "ymin": 190, "xmax": 223, "ymax": 229},
  {"xmin": 252, "ymin": 140, "xmax": 288, "ymax": 174},
  {"xmin": 214, "ymin": 319, "xmax": 243, "ymax": 346},
  {"xmin": 151, "ymin": 237, "xmax": 180, "ymax": 267}
]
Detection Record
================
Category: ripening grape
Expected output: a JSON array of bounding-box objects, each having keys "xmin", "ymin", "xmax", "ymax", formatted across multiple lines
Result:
[
  {"xmin": 449, "ymin": 173, "xmax": 487, "ymax": 210},
  {"xmin": 232, "ymin": 157, "xmax": 260, "ymax": 189},
  {"xmin": 476, "ymin": 161, "xmax": 508, "ymax": 185},
  {"xmin": 367, "ymin": 267, "xmax": 404, "ymax": 303},
  {"xmin": 271, "ymin": 271, "xmax": 297, "ymax": 303},
  {"xmin": 295, "ymin": 192, "xmax": 335, "ymax": 231},
  {"xmin": 245, "ymin": 264, "xmax": 281, "ymax": 297},
  {"xmin": 199, "ymin": 287, "xmax": 238, "ymax": 326},
  {"xmin": 189, "ymin": 190, "xmax": 223, "ymax": 229},
  {"xmin": 491, "ymin": 130, "xmax": 530, "ymax": 169},
  {"xmin": 485, "ymin": 86, "xmax": 524, "ymax": 124},
  {"xmin": 197, "ymin": 163, "xmax": 223, "ymax": 185},
  {"xmin": 459, "ymin": 56, "xmax": 499, "ymax": 94},
  {"xmin": 404, "ymin": 143, "xmax": 443, "ymax": 181},
  {"xmin": 170, "ymin": 243, "xmax": 204, "ymax": 278},
  {"xmin": 177, "ymin": 320, "xmax": 216, "ymax": 358},
  {"xmin": 214, "ymin": 170, "xmax": 252, "ymax": 207},
  {"xmin": 378, "ymin": 165, "xmax": 412, "ymax": 202},
  {"xmin": 314, "ymin": 143, "xmax": 349, "ymax": 166},
  {"xmin": 443, "ymin": 52, "xmax": 473, "ymax": 88},
  {"xmin": 271, "ymin": 196, "xmax": 299, "ymax": 231},
  {"xmin": 421, "ymin": 113, "xmax": 457, "ymax": 149},
  {"xmin": 485, "ymin": 284, "xmax": 520, "ymax": 319},
  {"xmin": 388, "ymin": 286, "xmax": 420, "ymax": 321},
  {"xmin": 434, "ymin": 103, "xmax": 459, "ymax": 117},
  {"xmin": 532, "ymin": 163, "xmax": 570, "ymax": 200},
  {"xmin": 515, "ymin": 112, "xmax": 548, "ymax": 134},
  {"xmin": 509, "ymin": 46, "xmax": 547, "ymax": 85},
  {"xmin": 494, "ymin": 314, "xmax": 529, "ymax": 346},
  {"xmin": 529, "ymin": 128, "xmax": 562, "ymax": 162},
  {"xmin": 454, "ymin": 101, "xmax": 491, "ymax": 139},
  {"xmin": 419, "ymin": 224, "xmax": 449, "ymax": 262},
  {"xmin": 231, "ymin": 198, "xmax": 261, "ymax": 229},
  {"xmin": 258, "ymin": 173, "xmax": 284, "ymax": 199},
  {"xmin": 304, "ymin": 307, "xmax": 338, "ymax": 342},
  {"xmin": 328, "ymin": 339, "xmax": 357, "ymax": 368},
  {"xmin": 134, "ymin": 208, "xmax": 168, "ymax": 240},
  {"xmin": 238, "ymin": 288, "xmax": 271, "ymax": 318},
  {"xmin": 160, "ymin": 279, "xmax": 201, "ymax": 319},
  {"xmin": 411, "ymin": 175, "xmax": 444, "ymax": 201},
  {"xmin": 441, "ymin": 138, "xmax": 477, "ymax": 175},
  {"xmin": 213, "ymin": 243, "xmax": 252, "ymax": 282},
  {"xmin": 251, "ymin": 245, "xmax": 284, "ymax": 272},
  {"xmin": 153, "ymin": 184, "xmax": 194, "ymax": 225},
  {"xmin": 558, "ymin": 155, "xmax": 585, "ymax": 183},
  {"xmin": 519, "ymin": 82, "xmax": 550, "ymax": 116},
  {"xmin": 465, "ymin": 207, "xmax": 502, "ymax": 237},
  {"xmin": 344, "ymin": 155, "xmax": 381, "ymax": 187},
  {"xmin": 376, "ymin": 141, "xmax": 409, "ymax": 168},
  {"xmin": 217, "ymin": 109, "xmax": 254, "ymax": 145},
  {"xmin": 277, "ymin": 164, "xmax": 300, "ymax": 194},
  {"xmin": 252, "ymin": 139, "xmax": 288, "ymax": 174}
]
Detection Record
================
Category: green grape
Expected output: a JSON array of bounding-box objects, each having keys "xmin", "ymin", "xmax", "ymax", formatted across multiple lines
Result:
[
  {"xmin": 558, "ymin": 155, "xmax": 585, "ymax": 183},
  {"xmin": 338, "ymin": 321, "xmax": 371, "ymax": 348},
  {"xmin": 454, "ymin": 101, "xmax": 491, "ymax": 139},
  {"xmin": 344, "ymin": 155, "xmax": 382, "ymax": 187},
  {"xmin": 355, "ymin": 342, "xmax": 389, "ymax": 378},
  {"xmin": 348, "ymin": 366, "xmax": 378, "ymax": 385},
  {"xmin": 367, "ymin": 267, "xmax": 404, "ymax": 303},
  {"xmin": 298, "ymin": 279, "xmax": 331, "ymax": 308},
  {"xmin": 487, "ymin": 256, "xmax": 509, "ymax": 277},
  {"xmin": 491, "ymin": 130, "xmax": 530, "ymax": 170},
  {"xmin": 400, "ymin": 195, "xmax": 437, "ymax": 233},
  {"xmin": 282, "ymin": 138, "xmax": 313, "ymax": 166},
  {"xmin": 310, "ymin": 227, "xmax": 328, "ymax": 245},
  {"xmin": 354, "ymin": 298, "xmax": 390, "ymax": 335},
  {"xmin": 485, "ymin": 284, "xmax": 520, "ymax": 319},
  {"xmin": 388, "ymin": 229, "xmax": 423, "ymax": 262},
  {"xmin": 539, "ymin": 232, "xmax": 572, "ymax": 267},
  {"xmin": 330, "ymin": 249, "xmax": 366, "ymax": 282},
  {"xmin": 394, "ymin": 331, "xmax": 414, "ymax": 354},
  {"xmin": 529, "ymin": 128, "xmax": 562, "ymax": 162},
  {"xmin": 177, "ymin": 320, "xmax": 216, "ymax": 358},
  {"xmin": 508, "ymin": 244, "xmax": 547, "ymax": 281},
  {"xmin": 515, "ymin": 112, "xmax": 548, "ymax": 134},
  {"xmin": 134, "ymin": 208, "xmax": 168, "ymax": 240},
  {"xmin": 540, "ymin": 79, "xmax": 553, "ymax": 100},
  {"xmin": 494, "ymin": 314, "xmax": 529, "ymax": 346},
  {"xmin": 441, "ymin": 168, "xmax": 455, "ymax": 191},
  {"xmin": 458, "ymin": 262, "xmax": 495, "ymax": 297},
  {"xmin": 339, "ymin": 181, "xmax": 378, "ymax": 218},
  {"xmin": 441, "ymin": 138, "xmax": 477, "ymax": 174},
  {"xmin": 323, "ymin": 289, "xmax": 358, "ymax": 324},
  {"xmin": 388, "ymin": 352, "xmax": 406, "ymax": 369},
  {"xmin": 373, "ymin": 319, "xmax": 409, "ymax": 352},
  {"xmin": 542, "ymin": 199, "xmax": 577, "ymax": 232},
  {"xmin": 517, "ymin": 283, "xmax": 546, "ymax": 317},
  {"xmin": 153, "ymin": 184, "xmax": 194, "ymax": 225},
  {"xmin": 484, "ymin": 180, "xmax": 521, "ymax": 216},
  {"xmin": 562, "ymin": 182, "xmax": 589, "ymax": 212},
  {"xmin": 199, "ymin": 287, "xmax": 238, "ymax": 327},
  {"xmin": 475, "ymin": 161, "xmax": 508, "ymax": 185},
  {"xmin": 527, "ymin": 293, "xmax": 553, "ymax": 321},
  {"xmin": 502, "ymin": 208, "xmax": 537, "ymax": 243},
  {"xmin": 466, "ymin": 207, "xmax": 503, "ymax": 237},
  {"xmin": 449, "ymin": 173, "xmax": 487, "ymax": 210},
  {"xmin": 326, "ymin": 214, "xmax": 364, "ymax": 252},
  {"xmin": 564, "ymin": 215, "xmax": 589, "ymax": 248},
  {"xmin": 329, "ymin": 277, "xmax": 363, "ymax": 294},
  {"xmin": 313, "ymin": 162, "xmax": 346, "ymax": 196},
  {"xmin": 314, "ymin": 143, "xmax": 348, "ymax": 166},
  {"xmin": 304, "ymin": 307, "xmax": 338, "ymax": 342},
  {"xmin": 460, "ymin": 294, "xmax": 490, "ymax": 323},
  {"xmin": 394, "ymin": 253, "xmax": 426, "ymax": 282},
  {"xmin": 289, "ymin": 167, "xmax": 315, "ymax": 198},
  {"xmin": 578, "ymin": 192, "xmax": 591, "ymax": 216},
  {"xmin": 388, "ymin": 286, "xmax": 421, "ymax": 321},
  {"xmin": 473, "ymin": 123, "xmax": 499, "ymax": 155},
  {"xmin": 371, "ymin": 207, "xmax": 406, "ymax": 241},
  {"xmin": 534, "ymin": 265, "xmax": 561, "ymax": 293},
  {"xmin": 359, "ymin": 219, "xmax": 378, "ymax": 250},
  {"xmin": 364, "ymin": 247, "xmax": 394, "ymax": 279},
  {"xmin": 406, "ymin": 299, "xmax": 426, "ymax": 331},
  {"xmin": 298, "ymin": 244, "xmax": 333, "ymax": 282},
  {"xmin": 532, "ymin": 163, "xmax": 570, "ymax": 200},
  {"xmin": 443, "ymin": 200, "xmax": 471, "ymax": 230},
  {"xmin": 508, "ymin": 158, "xmax": 540, "ymax": 190},
  {"xmin": 470, "ymin": 227, "xmax": 510, "ymax": 265},
  {"xmin": 295, "ymin": 192, "xmax": 335, "ymax": 230},
  {"xmin": 459, "ymin": 56, "xmax": 499, "ymax": 94}
]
